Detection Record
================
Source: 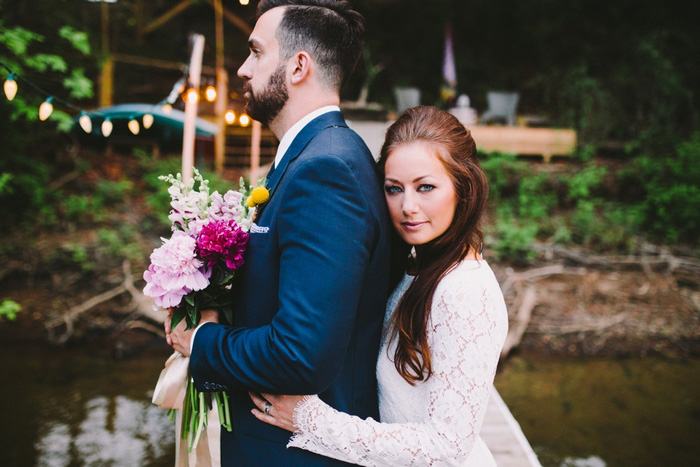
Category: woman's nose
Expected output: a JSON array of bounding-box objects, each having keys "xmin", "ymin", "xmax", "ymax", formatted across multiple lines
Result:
[{"xmin": 402, "ymin": 193, "xmax": 419, "ymax": 215}]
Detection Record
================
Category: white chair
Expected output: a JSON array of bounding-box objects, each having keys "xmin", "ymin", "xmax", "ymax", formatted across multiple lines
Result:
[{"xmin": 481, "ymin": 91, "xmax": 520, "ymax": 126}]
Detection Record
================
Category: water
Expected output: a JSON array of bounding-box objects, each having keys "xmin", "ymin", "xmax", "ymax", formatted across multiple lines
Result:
[
  {"xmin": 0, "ymin": 344, "xmax": 175, "ymax": 466},
  {"xmin": 495, "ymin": 355, "xmax": 700, "ymax": 467},
  {"xmin": 1, "ymin": 344, "xmax": 698, "ymax": 466}
]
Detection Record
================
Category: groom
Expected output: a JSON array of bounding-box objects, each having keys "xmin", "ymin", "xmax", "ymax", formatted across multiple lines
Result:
[{"xmin": 167, "ymin": 0, "xmax": 391, "ymax": 465}]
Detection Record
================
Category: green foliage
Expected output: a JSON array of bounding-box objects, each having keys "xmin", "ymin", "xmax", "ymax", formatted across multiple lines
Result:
[
  {"xmin": 97, "ymin": 225, "xmax": 143, "ymax": 263},
  {"xmin": 64, "ymin": 243, "xmax": 94, "ymax": 272},
  {"xmin": 623, "ymin": 135, "xmax": 700, "ymax": 242},
  {"xmin": 58, "ymin": 26, "xmax": 91, "ymax": 55},
  {"xmin": 96, "ymin": 179, "xmax": 134, "ymax": 205},
  {"xmin": 482, "ymin": 150, "xmax": 660, "ymax": 259},
  {"xmin": 0, "ymin": 299, "xmax": 22, "ymax": 321},
  {"xmin": 487, "ymin": 208, "xmax": 539, "ymax": 262},
  {"xmin": 0, "ymin": 173, "xmax": 13, "ymax": 195},
  {"xmin": 63, "ymin": 68, "xmax": 93, "ymax": 100},
  {"xmin": 0, "ymin": 26, "xmax": 42, "ymax": 55}
]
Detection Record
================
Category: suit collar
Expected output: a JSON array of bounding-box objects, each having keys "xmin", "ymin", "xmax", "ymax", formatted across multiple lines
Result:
[{"xmin": 264, "ymin": 110, "xmax": 346, "ymax": 195}]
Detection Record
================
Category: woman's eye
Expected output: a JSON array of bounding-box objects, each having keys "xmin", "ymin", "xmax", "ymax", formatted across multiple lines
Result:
[
  {"xmin": 418, "ymin": 184, "xmax": 435, "ymax": 192},
  {"xmin": 384, "ymin": 185, "xmax": 402, "ymax": 194}
]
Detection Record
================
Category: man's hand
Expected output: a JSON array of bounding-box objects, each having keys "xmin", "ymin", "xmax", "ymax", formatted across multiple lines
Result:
[{"xmin": 164, "ymin": 308, "xmax": 219, "ymax": 357}]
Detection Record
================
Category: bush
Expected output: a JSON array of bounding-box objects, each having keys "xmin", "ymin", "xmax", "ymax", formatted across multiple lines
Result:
[{"xmin": 623, "ymin": 135, "xmax": 700, "ymax": 243}]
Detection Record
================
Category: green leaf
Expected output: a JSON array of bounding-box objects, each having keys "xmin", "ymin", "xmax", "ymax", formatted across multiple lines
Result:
[
  {"xmin": 24, "ymin": 54, "xmax": 68, "ymax": 73},
  {"xmin": 221, "ymin": 305, "xmax": 233, "ymax": 326},
  {"xmin": 58, "ymin": 26, "xmax": 91, "ymax": 55},
  {"xmin": 0, "ymin": 299, "xmax": 22, "ymax": 321},
  {"xmin": 170, "ymin": 307, "xmax": 186, "ymax": 330},
  {"xmin": 63, "ymin": 68, "xmax": 93, "ymax": 100},
  {"xmin": 0, "ymin": 26, "xmax": 43, "ymax": 56}
]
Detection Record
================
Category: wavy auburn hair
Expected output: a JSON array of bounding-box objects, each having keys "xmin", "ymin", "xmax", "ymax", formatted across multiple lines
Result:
[{"xmin": 378, "ymin": 106, "xmax": 488, "ymax": 384}]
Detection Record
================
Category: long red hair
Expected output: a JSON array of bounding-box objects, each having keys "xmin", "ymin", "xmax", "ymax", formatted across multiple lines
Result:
[{"xmin": 378, "ymin": 106, "xmax": 488, "ymax": 384}]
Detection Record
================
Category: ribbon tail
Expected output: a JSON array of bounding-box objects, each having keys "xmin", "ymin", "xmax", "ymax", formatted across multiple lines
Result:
[{"xmin": 152, "ymin": 351, "xmax": 189, "ymax": 409}]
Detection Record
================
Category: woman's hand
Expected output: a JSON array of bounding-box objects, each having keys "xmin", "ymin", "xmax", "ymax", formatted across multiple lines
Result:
[{"xmin": 249, "ymin": 392, "xmax": 307, "ymax": 433}]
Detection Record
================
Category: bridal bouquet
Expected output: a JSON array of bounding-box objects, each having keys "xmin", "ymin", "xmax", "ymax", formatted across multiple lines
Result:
[{"xmin": 144, "ymin": 168, "xmax": 268, "ymax": 455}]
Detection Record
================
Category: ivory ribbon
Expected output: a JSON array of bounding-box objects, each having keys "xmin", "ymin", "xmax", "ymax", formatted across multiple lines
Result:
[{"xmin": 153, "ymin": 351, "xmax": 222, "ymax": 467}]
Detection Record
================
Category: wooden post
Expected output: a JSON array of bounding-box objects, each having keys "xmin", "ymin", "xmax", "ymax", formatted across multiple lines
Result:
[
  {"xmin": 182, "ymin": 34, "xmax": 205, "ymax": 184},
  {"xmin": 214, "ymin": 0, "xmax": 227, "ymax": 175},
  {"xmin": 99, "ymin": 1, "xmax": 113, "ymax": 107}
]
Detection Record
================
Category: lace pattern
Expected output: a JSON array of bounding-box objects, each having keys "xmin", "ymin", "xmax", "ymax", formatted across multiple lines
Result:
[{"xmin": 288, "ymin": 260, "xmax": 508, "ymax": 466}]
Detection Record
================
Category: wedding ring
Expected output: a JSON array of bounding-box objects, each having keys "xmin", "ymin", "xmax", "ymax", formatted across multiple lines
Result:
[{"xmin": 264, "ymin": 401, "xmax": 272, "ymax": 416}]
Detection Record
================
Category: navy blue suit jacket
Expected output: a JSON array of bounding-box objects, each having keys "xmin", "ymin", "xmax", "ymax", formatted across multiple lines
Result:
[{"xmin": 190, "ymin": 111, "xmax": 391, "ymax": 466}]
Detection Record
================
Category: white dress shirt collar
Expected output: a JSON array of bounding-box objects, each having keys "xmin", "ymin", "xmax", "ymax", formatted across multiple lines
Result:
[{"xmin": 274, "ymin": 105, "xmax": 340, "ymax": 168}]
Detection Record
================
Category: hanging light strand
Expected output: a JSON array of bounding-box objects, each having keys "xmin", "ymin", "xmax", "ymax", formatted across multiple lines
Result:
[{"xmin": 1, "ymin": 61, "xmax": 236, "ymax": 135}]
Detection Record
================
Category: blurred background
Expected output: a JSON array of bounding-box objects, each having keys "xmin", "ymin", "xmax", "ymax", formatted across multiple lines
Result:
[{"xmin": 1, "ymin": 1, "xmax": 698, "ymax": 466}]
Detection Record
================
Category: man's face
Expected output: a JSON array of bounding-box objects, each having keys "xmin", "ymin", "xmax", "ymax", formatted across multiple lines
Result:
[{"xmin": 237, "ymin": 8, "xmax": 289, "ymax": 126}]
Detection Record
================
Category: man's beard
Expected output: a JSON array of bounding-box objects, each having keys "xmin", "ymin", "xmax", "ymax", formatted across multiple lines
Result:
[{"xmin": 243, "ymin": 65, "xmax": 288, "ymax": 126}]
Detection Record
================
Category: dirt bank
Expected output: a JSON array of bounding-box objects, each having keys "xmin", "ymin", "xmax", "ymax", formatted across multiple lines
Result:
[{"xmin": 2, "ymin": 250, "xmax": 699, "ymax": 359}]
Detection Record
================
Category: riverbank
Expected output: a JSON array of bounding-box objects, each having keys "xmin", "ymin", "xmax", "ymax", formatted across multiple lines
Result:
[{"xmin": 2, "ymin": 253, "xmax": 699, "ymax": 359}]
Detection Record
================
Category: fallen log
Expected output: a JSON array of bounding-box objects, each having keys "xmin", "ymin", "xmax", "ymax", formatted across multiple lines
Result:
[{"xmin": 501, "ymin": 286, "xmax": 537, "ymax": 358}]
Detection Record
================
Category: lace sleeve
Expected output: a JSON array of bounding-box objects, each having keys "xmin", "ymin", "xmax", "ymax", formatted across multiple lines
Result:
[{"xmin": 287, "ymin": 269, "xmax": 508, "ymax": 466}]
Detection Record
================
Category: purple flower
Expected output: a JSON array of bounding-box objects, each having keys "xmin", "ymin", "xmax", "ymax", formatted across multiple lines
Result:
[
  {"xmin": 143, "ymin": 231, "xmax": 211, "ymax": 308},
  {"xmin": 197, "ymin": 219, "xmax": 249, "ymax": 270}
]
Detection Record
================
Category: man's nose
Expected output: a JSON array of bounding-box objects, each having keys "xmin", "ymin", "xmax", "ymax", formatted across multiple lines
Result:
[{"xmin": 238, "ymin": 56, "xmax": 252, "ymax": 80}]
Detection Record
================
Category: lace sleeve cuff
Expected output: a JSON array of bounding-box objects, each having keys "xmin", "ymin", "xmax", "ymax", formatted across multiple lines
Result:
[{"xmin": 291, "ymin": 394, "xmax": 322, "ymax": 435}]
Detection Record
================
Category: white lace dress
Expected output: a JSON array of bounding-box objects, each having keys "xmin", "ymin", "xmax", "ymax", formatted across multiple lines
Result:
[{"xmin": 288, "ymin": 260, "xmax": 509, "ymax": 466}]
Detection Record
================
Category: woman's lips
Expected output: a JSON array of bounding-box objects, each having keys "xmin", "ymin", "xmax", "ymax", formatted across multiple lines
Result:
[{"xmin": 401, "ymin": 221, "xmax": 426, "ymax": 231}]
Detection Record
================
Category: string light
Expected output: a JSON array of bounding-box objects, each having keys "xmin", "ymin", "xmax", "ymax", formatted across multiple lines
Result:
[
  {"xmin": 205, "ymin": 85, "xmax": 217, "ymax": 102},
  {"xmin": 186, "ymin": 88, "xmax": 199, "ymax": 103},
  {"xmin": 225, "ymin": 109, "xmax": 236, "ymax": 125},
  {"xmin": 240, "ymin": 0, "xmax": 250, "ymax": 5},
  {"xmin": 39, "ymin": 97, "xmax": 54, "ymax": 121},
  {"xmin": 239, "ymin": 113, "xmax": 250, "ymax": 127},
  {"xmin": 4, "ymin": 73, "xmax": 17, "ymax": 101},
  {"xmin": 162, "ymin": 103, "xmax": 173, "ymax": 114},
  {"xmin": 79, "ymin": 112, "xmax": 92, "ymax": 133},
  {"xmin": 128, "ymin": 117, "xmax": 140, "ymax": 135},
  {"xmin": 142, "ymin": 112, "xmax": 154, "ymax": 129},
  {"xmin": 101, "ymin": 118, "xmax": 113, "ymax": 137}
]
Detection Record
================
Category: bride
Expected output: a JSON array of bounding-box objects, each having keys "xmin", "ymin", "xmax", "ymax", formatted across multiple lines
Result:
[{"xmin": 249, "ymin": 106, "xmax": 509, "ymax": 466}]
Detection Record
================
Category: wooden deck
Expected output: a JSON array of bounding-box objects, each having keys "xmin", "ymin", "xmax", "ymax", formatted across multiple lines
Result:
[
  {"xmin": 346, "ymin": 120, "xmax": 576, "ymax": 163},
  {"xmin": 482, "ymin": 387, "xmax": 542, "ymax": 466}
]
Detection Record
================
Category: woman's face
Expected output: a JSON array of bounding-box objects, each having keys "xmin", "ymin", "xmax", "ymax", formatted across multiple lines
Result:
[{"xmin": 383, "ymin": 142, "xmax": 457, "ymax": 246}]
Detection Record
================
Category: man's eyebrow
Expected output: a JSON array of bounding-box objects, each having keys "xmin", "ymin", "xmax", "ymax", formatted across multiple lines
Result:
[{"xmin": 248, "ymin": 39, "xmax": 260, "ymax": 50}]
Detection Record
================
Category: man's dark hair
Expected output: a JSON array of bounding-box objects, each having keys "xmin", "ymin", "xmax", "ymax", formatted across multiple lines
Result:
[{"xmin": 257, "ymin": 0, "xmax": 365, "ymax": 90}]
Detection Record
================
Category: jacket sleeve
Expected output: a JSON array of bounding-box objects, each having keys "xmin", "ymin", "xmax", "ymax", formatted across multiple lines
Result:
[{"xmin": 189, "ymin": 155, "xmax": 376, "ymax": 394}]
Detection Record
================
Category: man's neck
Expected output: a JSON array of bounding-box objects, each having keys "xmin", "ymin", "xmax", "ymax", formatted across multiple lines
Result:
[{"xmin": 269, "ymin": 94, "xmax": 340, "ymax": 140}]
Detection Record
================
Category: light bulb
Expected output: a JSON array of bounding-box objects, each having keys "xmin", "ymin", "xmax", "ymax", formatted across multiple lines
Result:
[
  {"xmin": 225, "ymin": 110, "xmax": 236, "ymax": 125},
  {"xmin": 239, "ymin": 114, "xmax": 250, "ymax": 127},
  {"xmin": 79, "ymin": 112, "xmax": 92, "ymax": 133},
  {"xmin": 240, "ymin": 0, "xmax": 249, "ymax": 5},
  {"xmin": 186, "ymin": 88, "xmax": 199, "ymax": 103},
  {"xmin": 101, "ymin": 118, "xmax": 113, "ymax": 137},
  {"xmin": 39, "ymin": 97, "xmax": 54, "ymax": 121},
  {"xmin": 162, "ymin": 103, "xmax": 173, "ymax": 114},
  {"xmin": 4, "ymin": 73, "xmax": 17, "ymax": 101},
  {"xmin": 143, "ymin": 113, "xmax": 154, "ymax": 129},
  {"xmin": 205, "ymin": 85, "xmax": 217, "ymax": 102},
  {"xmin": 128, "ymin": 118, "xmax": 140, "ymax": 135}
]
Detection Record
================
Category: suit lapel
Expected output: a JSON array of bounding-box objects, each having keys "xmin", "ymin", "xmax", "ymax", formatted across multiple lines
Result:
[{"xmin": 259, "ymin": 111, "xmax": 347, "ymax": 217}]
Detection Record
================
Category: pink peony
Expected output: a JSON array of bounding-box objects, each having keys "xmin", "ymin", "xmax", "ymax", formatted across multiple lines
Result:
[
  {"xmin": 197, "ymin": 219, "xmax": 249, "ymax": 270},
  {"xmin": 143, "ymin": 231, "xmax": 211, "ymax": 308}
]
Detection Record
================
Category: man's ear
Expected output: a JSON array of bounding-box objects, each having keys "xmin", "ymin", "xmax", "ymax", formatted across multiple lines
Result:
[{"xmin": 289, "ymin": 51, "xmax": 311, "ymax": 85}]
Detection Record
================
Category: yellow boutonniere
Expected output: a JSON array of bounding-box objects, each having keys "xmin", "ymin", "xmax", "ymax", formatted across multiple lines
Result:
[{"xmin": 246, "ymin": 186, "xmax": 270, "ymax": 208}]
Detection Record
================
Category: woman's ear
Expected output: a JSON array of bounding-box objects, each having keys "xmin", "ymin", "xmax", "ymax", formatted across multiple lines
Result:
[{"xmin": 289, "ymin": 51, "xmax": 311, "ymax": 84}]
